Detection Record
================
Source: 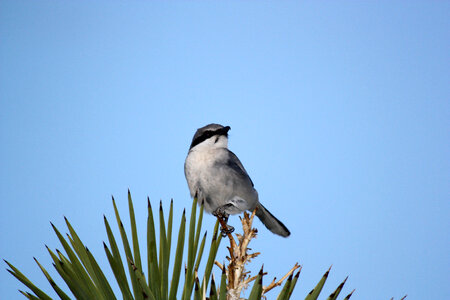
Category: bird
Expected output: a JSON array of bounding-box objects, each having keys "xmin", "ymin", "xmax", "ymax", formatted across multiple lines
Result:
[{"xmin": 184, "ymin": 123, "xmax": 290, "ymax": 237}]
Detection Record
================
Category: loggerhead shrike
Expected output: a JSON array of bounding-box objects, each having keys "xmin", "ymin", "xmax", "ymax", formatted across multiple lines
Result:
[{"xmin": 184, "ymin": 123, "xmax": 290, "ymax": 237}]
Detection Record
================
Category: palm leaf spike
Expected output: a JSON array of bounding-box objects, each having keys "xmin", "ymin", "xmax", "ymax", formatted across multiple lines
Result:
[
  {"xmin": 4, "ymin": 259, "xmax": 52, "ymax": 300},
  {"xmin": 193, "ymin": 277, "xmax": 202, "ymax": 300},
  {"xmin": 287, "ymin": 268, "xmax": 301, "ymax": 298},
  {"xmin": 343, "ymin": 289, "xmax": 355, "ymax": 300},
  {"xmin": 85, "ymin": 246, "xmax": 116, "ymax": 299},
  {"xmin": 168, "ymin": 208, "xmax": 186, "ymax": 300},
  {"xmin": 276, "ymin": 272, "xmax": 293, "ymax": 300},
  {"xmin": 194, "ymin": 231, "xmax": 207, "ymax": 272},
  {"xmin": 33, "ymin": 257, "xmax": 71, "ymax": 300},
  {"xmin": 50, "ymin": 222, "xmax": 96, "ymax": 295},
  {"xmin": 209, "ymin": 273, "xmax": 218, "ymax": 300},
  {"xmin": 326, "ymin": 276, "xmax": 348, "ymax": 300},
  {"xmin": 193, "ymin": 201, "xmax": 204, "ymax": 259},
  {"xmin": 103, "ymin": 242, "xmax": 134, "ymax": 300},
  {"xmin": 129, "ymin": 257, "xmax": 156, "ymax": 300},
  {"xmin": 389, "ymin": 296, "xmax": 408, "ymax": 300},
  {"xmin": 58, "ymin": 247, "xmax": 102, "ymax": 300},
  {"xmin": 218, "ymin": 262, "xmax": 227, "ymax": 300},
  {"xmin": 162, "ymin": 200, "xmax": 173, "ymax": 298},
  {"xmin": 277, "ymin": 274, "xmax": 294, "ymax": 300},
  {"xmin": 128, "ymin": 190, "xmax": 143, "ymax": 273},
  {"xmin": 52, "ymin": 261, "xmax": 84, "ymax": 299},
  {"xmin": 45, "ymin": 246, "xmax": 89, "ymax": 299},
  {"xmin": 304, "ymin": 265, "xmax": 331, "ymax": 300},
  {"xmin": 103, "ymin": 215, "xmax": 134, "ymax": 299},
  {"xmin": 62, "ymin": 218, "xmax": 96, "ymax": 280},
  {"xmin": 182, "ymin": 197, "xmax": 198, "ymax": 300},
  {"xmin": 158, "ymin": 200, "xmax": 169, "ymax": 300},
  {"xmin": 64, "ymin": 236, "xmax": 100, "ymax": 295},
  {"xmin": 54, "ymin": 249, "xmax": 78, "ymax": 285},
  {"xmin": 201, "ymin": 219, "xmax": 222, "ymax": 292},
  {"xmin": 64, "ymin": 216, "xmax": 116, "ymax": 300},
  {"xmin": 167, "ymin": 199, "xmax": 174, "ymax": 260},
  {"xmin": 248, "ymin": 265, "xmax": 264, "ymax": 300},
  {"xmin": 19, "ymin": 290, "xmax": 40, "ymax": 300},
  {"xmin": 193, "ymin": 204, "xmax": 206, "ymax": 291},
  {"xmin": 146, "ymin": 197, "xmax": 161, "ymax": 299},
  {"xmin": 54, "ymin": 247, "xmax": 97, "ymax": 299},
  {"xmin": 57, "ymin": 250, "xmax": 95, "ymax": 299},
  {"xmin": 112, "ymin": 196, "xmax": 144, "ymax": 300}
]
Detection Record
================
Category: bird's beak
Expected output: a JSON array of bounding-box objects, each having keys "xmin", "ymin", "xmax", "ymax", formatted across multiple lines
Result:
[{"xmin": 224, "ymin": 126, "xmax": 231, "ymax": 133}]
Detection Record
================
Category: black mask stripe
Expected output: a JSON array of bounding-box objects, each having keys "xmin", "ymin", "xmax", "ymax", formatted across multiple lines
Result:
[{"xmin": 189, "ymin": 127, "xmax": 229, "ymax": 149}]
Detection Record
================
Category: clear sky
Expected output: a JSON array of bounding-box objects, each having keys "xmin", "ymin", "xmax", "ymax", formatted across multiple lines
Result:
[{"xmin": 1, "ymin": 1, "xmax": 449, "ymax": 299}]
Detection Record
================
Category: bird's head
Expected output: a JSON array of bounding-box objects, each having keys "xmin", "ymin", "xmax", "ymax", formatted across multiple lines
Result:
[{"xmin": 189, "ymin": 123, "xmax": 231, "ymax": 151}]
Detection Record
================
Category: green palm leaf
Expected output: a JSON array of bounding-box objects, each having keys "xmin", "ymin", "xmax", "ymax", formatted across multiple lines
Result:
[{"xmin": 5, "ymin": 191, "xmax": 359, "ymax": 300}]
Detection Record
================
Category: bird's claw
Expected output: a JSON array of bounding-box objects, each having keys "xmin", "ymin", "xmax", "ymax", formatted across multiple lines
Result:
[
  {"xmin": 220, "ymin": 225, "xmax": 235, "ymax": 237},
  {"xmin": 213, "ymin": 206, "xmax": 234, "ymax": 236},
  {"xmin": 212, "ymin": 207, "xmax": 229, "ymax": 222}
]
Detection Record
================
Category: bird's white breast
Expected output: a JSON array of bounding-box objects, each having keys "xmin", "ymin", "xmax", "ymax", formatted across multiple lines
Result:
[{"xmin": 185, "ymin": 148, "xmax": 216, "ymax": 196}]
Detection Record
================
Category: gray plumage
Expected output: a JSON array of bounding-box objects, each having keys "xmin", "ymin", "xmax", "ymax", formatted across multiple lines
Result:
[{"xmin": 184, "ymin": 123, "xmax": 290, "ymax": 237}]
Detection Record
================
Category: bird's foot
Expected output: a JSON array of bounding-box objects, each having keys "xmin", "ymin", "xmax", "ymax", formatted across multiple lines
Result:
[
  {"xmin": 220, "ymin": 224, "xmax": 235, "ymax": 237},
  {"xmin": 212, "ymin": 206, "xmax": 230, "ymax": 222},
  {"xmin": 213, "ymin": 205, "xmax": 234, "ymax": 236}
]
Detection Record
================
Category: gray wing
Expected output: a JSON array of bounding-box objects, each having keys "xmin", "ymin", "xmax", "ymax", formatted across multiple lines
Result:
[
  {"xmin": 223, "ymin": 150, "xmax": 254, "ymax": 187},
  {"xmin": 210, "ymin": 149, "xmax": 258, "ymax": 213}
]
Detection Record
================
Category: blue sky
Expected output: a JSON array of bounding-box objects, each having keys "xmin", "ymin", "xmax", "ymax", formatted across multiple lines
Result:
[{"xmin": 1, "ymin": 1, "xmax": 449, "ymax": 299}]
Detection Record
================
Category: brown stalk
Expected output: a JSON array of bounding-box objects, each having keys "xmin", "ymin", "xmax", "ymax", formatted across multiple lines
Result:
[
  {"xmin": 214, "ymin": 208, "xmax": 298, "ymax": 300},
  {"xmin": 262, "ymin": 263, "xmax": 301, "ymax": 295}
]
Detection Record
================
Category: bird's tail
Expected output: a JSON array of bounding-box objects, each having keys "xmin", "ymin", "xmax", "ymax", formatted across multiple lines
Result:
[{"xmin": 255, "ymin": 203, "xmax": 290, "ymax": 237}]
